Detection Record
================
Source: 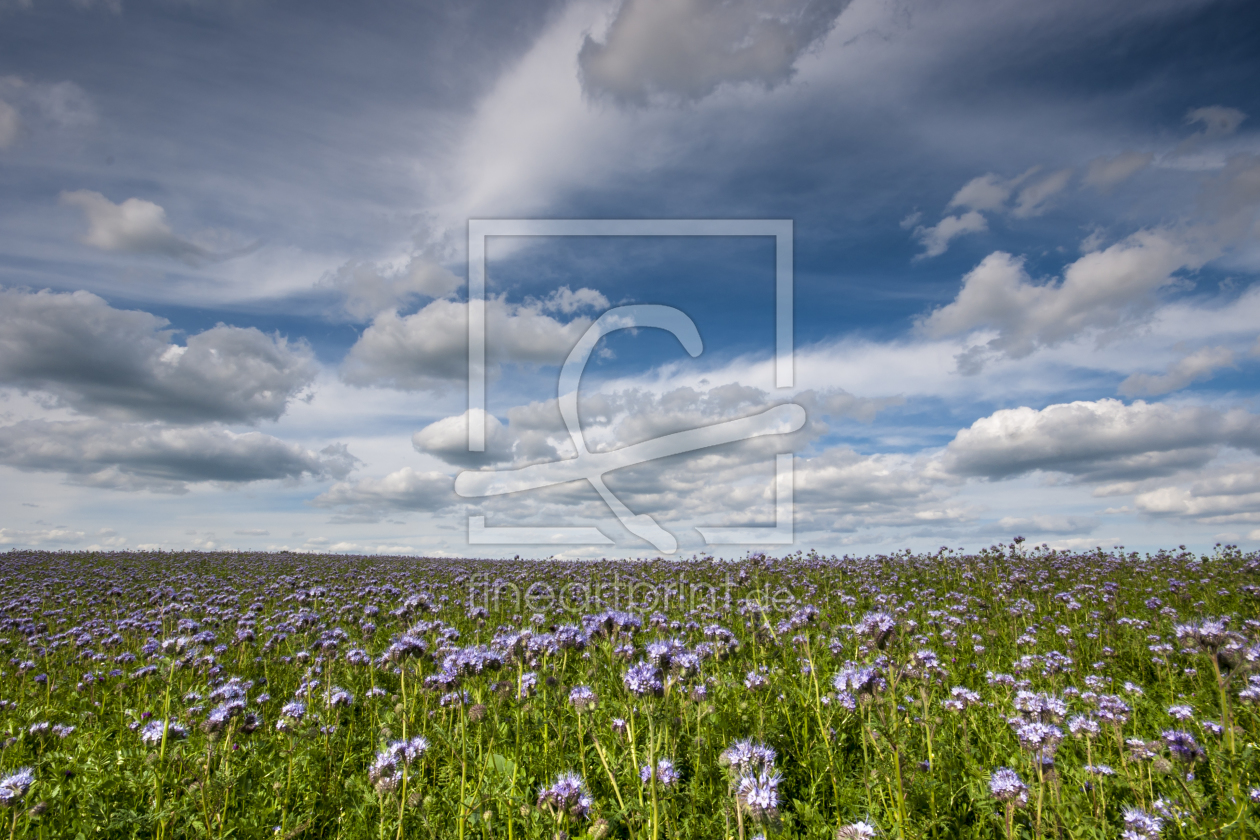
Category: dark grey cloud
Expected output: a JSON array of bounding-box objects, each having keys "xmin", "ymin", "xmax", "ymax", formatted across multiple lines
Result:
[
  {"xmin": 0, "ymin": 287, "xmax": 316, "ymax": 423},
  {"xmin": 0, "ymin": 419, "xmax": 357, "ymax": 493}
]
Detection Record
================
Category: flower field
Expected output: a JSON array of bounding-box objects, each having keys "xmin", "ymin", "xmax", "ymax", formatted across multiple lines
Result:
[{"xmin": 1, "ymin": 543, "xmax": 1259, "ymax": 839}]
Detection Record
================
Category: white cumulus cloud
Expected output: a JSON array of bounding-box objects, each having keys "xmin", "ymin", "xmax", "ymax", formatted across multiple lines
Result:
[
  {"xmin": 938, "ymin": 398, "xmax": 1260, "ymax": 482},
  {"xmin": 340, "ymin": 295, "xmax": 597, "ymax": 392},
  {"xmin": 919, "ymin": 230, "xmax": 1195, "ymax": 361}
]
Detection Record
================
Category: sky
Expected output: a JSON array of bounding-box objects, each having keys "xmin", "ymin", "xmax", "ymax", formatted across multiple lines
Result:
[{"xmin": 2, "ymin": 0, "xmax": 1260, "ymax": 558}]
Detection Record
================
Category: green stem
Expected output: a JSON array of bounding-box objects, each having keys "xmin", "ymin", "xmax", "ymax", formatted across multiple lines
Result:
[
  {"xmin": 591, "ymin": 734, "xmax": 626, "ymax": 811},
  {"xmin": 649, "ymin": 713, "xmax": 660, "ymax": 840}
]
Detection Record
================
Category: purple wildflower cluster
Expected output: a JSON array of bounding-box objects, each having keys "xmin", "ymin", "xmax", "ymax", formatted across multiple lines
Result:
[
  {"xmin": 139, "ymin": 719, "xmax": 188, "ymax": 745},
  {"xmin": 640, "ymin": 758, "xmax": 680, "ymax": 787},
  {"xmin": 0, "ymin": 767, "xmax": 34, "ymax": 807},
  {"xmin": 1, "ymin": 543, "xmax": 1258, "ymax": 836},
  {"xmin": 988, "ymin": 767, "xmax": 1028, "ymax": 805},
  {"xmin": 537, "ymin": 771, "xmax": 593, "ymax": 820},
  {"xmin": 368, "ymin": 736, "xmax": 430, "ymax": 794},
  {"xmin": 721, "ymin": 738, "xmax": 781, "ymax": 825}
]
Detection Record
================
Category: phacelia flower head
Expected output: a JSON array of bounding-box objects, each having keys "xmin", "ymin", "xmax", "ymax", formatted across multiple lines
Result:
[
  {"xmin": 1167, "ymin": 704, "xmax": 1195, "ymax": 722},
  {"xmin": 720, "ymin": 738, "xmax": 777, "ymax": 774},
  {"xmin": 1068, "ymin": 715, "xmax": 1100, "ymax": 737},
  {"xmin": 854, "ymin": 611, "xmax": 897, "ymax": 649},
  {"xmin": 140, "ymin": 719, "xmax": 188, "ymax": 745},
  {"xmin": 537, "ymin": 771, "xmax": 593, "ymax": 820},
  {"xmin": 623, "ymin": 661, "xmax": 663, "ymax": 697},
  {"xmin": 1174, "ymin": 617, "xmax": 1231, "ymax": 652},
  {"xmin": 744, "ymin": 667, "xmax": 769, "ymax": 690},
  {"xmin": 569, "ymin": 685, "xmax": 598, "ymax": 711},
  {"xmin": 280, "ymin": 700, "xmax": 306, "ymax": 721},
  {"xmin": 945, "ymin": 686, "xmax": 981, "ymax": 712},
  {"xmin": 1122, "ymin": 807, "xmax": 1164, "ymax": 840},
  {"xmin": 640, "ymin": 758, "xmax": 680, "ymax": 787},
  {"xmin": 0, "ymin": 767, "xmax": 34, "ymax": 808},
  {"xmin": 368, "ymin": 736, "xmax": 429, "ymax": 794},
  {"xmin": 735, "ymin": 770, "xmax": 782, "ymax": 824},
  {"xmin": 989, "ymin": 767, "xmax": 1028, "ymax": 805},
  {"xmin": 833, "ymin": 663, "xmax": 885, "ymax": 697},
  {"xmin": 368, "ymin": 752, "xmax": 400, "ymax": 794},
  {"xmin": 1161, "ymin": 730, "xmax": 1204, "ymax": 764}
]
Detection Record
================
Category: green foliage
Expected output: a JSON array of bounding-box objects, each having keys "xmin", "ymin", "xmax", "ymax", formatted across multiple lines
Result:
[{"xmin": 0, "ymin": 544, "xmax": 1258, "ymax": 839}]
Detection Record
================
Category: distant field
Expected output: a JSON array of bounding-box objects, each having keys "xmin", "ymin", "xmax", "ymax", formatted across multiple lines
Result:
[{"xmin": 1, "ymin": 545, "xmax": 1258, "ymax": 839}]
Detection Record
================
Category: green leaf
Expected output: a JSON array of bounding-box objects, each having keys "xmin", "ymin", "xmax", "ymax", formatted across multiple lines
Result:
[{"xmin": 486, "ymin": 752, "xmax": 516, "ymax": 778}]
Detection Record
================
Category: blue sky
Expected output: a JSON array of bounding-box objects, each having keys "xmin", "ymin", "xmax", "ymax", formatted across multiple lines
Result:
[{"xmin": 2, "ymin": 0, "xmax": 1260, "ymax": 557}]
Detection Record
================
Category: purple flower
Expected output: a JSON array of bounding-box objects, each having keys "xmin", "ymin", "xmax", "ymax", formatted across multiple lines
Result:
[
  {"xmin": 1013, "ymin": 691, "xmax": 1066, "ymax": 722},
  {"xmin": 518, "ymin": 671, "xmax": 538, "ymax": 699},
  {"xmin": 1174, "ymin": 617, "xmax": 1231, "ymax": 652},
  {"xmin": 537, "ymin": 771, "xmax": 592, "ymax": 820},
  {"xmin": 368, "ymin": 752, "xmax": 400, "ymax": 793},
  {"xmin": 854, "ymin": 611, "xmax": 897, "ymax": 649},
  {"xmin": 1167, "ymin": 705, "xmax": 1195, "ymax": 722},
  {"xmin": 1068, "ymin": 715, "xmax": 1099, "ymax": 738},
  {"xmin": 836, "ymin": 823, "xmax": 878, "ymax": 839},
  {"xmin": 369, "ymin": 736, "xmax": 428, "ymax": 793},
  {"xmin": 735, "ymin": 770, "xmax": 782, "ymax": 823},
  {"xmin": 989, "ymin": 767, "xmax": 1028, "ymax": 805},
  {"xmin": 623, "ymin": 661, "xmax": 663, "ymax": 696},
  {"xmin": 833, "ymin": 663, "xmax": 884, "ymax": 697},
  {"xmin": 0, "ymin": 767, "xmax": 34, "ymax": 807},
  {"xmin": 640, "ymin": 758, "xmax": 679, "ymax": 787},
  {"xmin": 1122, "ymin": 807, "xmax": 1164, "ymax": 839},
  {"xmin": 140, "ymin": 719, "xmax": 187, "ymax": 744},
  {"xmin": 569, "ymin": 685, "xmax": 598, "ymax": 711},
  {"xmin": 1013, "ymin": 721, "xmax": 1063, "ymax": 759},
  {"xmin": 1161, "ymin": 730, "xmax": 1203, "ymax": 764},
  {"xmin": 720, "ymin": 739, "xmax": 776, "ymax": 775}
]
